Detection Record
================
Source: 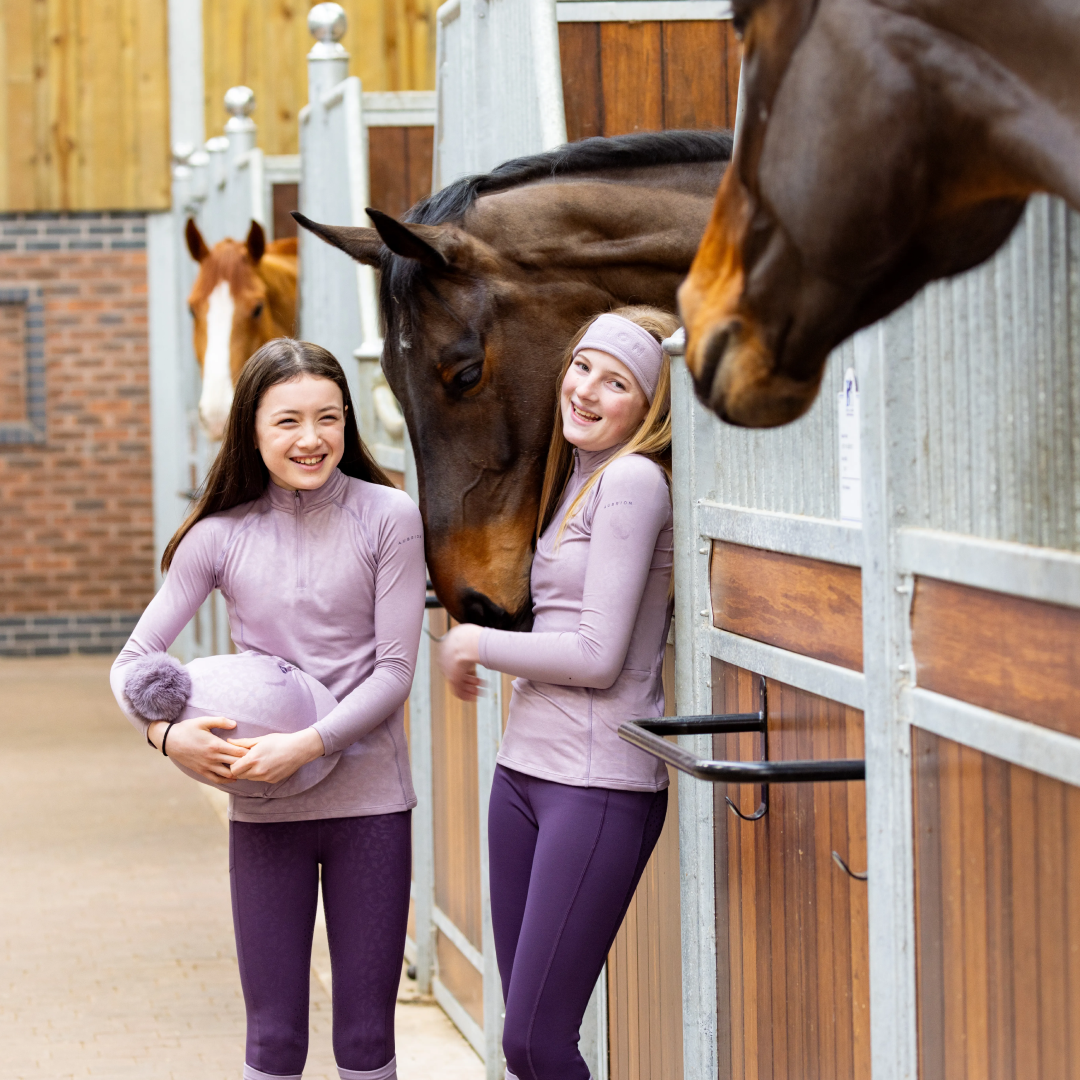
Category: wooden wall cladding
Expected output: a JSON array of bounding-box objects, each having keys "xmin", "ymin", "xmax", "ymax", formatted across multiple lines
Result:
[
  {"xmin": 608, "ymin": 643, "xmax": 683, "ymax": 1080},
  {"xmin": 911, "ymin": 577, "xmax": 1080, "ymax": 737},
  {"xmin": 0, "ymin": 0, "xmax": 170, "ymax": 211},
  {"xmin": 712, "ymin": 659, "xmax": 870, "ymax": 1080},
  {"xmin": 203, "ymin": 0, "xmax": 438, "ymax": 158},
  {"xmin": 711, "ymin": 541, "xmax": 864, "ymax": 671},
  {"xmin": 558, "ymin": 19, "xmax": 741, "ymax": 140},
  {"xmin": 429, "ymin": 607, "xmax": 484, "ymax": 1025},
  {"xmin": 913, "ymin": 729, "xmax": 1080, "ymax": 1080},
  {"xmin": 368, "ymin": 126, "xmax": 434, "ymax": 220}
]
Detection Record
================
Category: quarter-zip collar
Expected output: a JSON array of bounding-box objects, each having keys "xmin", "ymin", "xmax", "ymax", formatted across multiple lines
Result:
[
  {"xmin": 573, "ymin": 442, "xmax": 625, "ymax": 480},
  {"xmin": 265, "ymin": 467, "xmax": 349, "ymax": 513}
]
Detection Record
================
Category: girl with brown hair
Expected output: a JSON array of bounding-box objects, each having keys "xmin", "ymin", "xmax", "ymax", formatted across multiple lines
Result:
[{"xmin": 111, "ymin": 339, "xmax": 426, "ymax": 1080}]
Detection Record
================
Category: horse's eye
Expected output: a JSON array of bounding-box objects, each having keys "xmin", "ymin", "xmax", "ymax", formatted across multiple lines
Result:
[
  {"xmin": 454, "ymin": 363, "xmax": 482, "ymax": 391},
  {"xmin": 252, "ymin": 302, "xmax": 264, "ymax": 319}
]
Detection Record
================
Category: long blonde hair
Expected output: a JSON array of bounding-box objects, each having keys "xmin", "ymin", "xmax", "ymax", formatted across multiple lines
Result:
[{"xmin": 536, "ymin": 305, "xmax": 681, "ymax": 543}]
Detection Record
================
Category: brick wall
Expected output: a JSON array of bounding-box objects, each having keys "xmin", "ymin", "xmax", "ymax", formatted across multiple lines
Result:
[{"xmin": 0, "ymin": 213, "xmax": 154, "ymax": 656}]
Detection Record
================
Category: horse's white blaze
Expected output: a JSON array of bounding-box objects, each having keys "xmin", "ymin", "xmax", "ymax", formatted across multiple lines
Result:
[{"xmin": 199, "ymin": 280, "xmax": 235, "ymax": 441}]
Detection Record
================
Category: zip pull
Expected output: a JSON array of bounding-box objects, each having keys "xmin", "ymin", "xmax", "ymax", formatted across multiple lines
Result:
[{"xmin": 294, "ymin": 490, "xmax": 301, "ymax": 511}]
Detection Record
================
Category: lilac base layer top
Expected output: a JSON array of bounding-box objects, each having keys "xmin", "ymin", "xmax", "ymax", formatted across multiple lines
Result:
[
  {"xmin": 110, "ymin": 469, "xmax": 426, "ymax": 823},
  {"xmin": 479, "ymin": 448, "xmax": 673, "ymax": 792}
]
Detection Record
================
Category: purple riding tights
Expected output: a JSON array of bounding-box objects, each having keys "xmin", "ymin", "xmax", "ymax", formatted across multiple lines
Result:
[
  {"xmin": 229, "ymin": 812, "xmax": 411, "ymax": 1080},
  {"xmin": 489, "ymin": 765, "xmax": 668, "ymax": 1080}
]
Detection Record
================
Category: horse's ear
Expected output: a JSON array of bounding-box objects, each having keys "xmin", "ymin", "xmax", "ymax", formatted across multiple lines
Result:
[
  {"xmin": 246, "ymin": 220, "xmax": 266, "ymax": 264},
  {"xmin": 292, "ymin": 211, "xmax": 383, "ymax": 267},
  {"xmin": 185, "ymin": 218, "xmax": 210, "ymax": 263},
  {"xmin": 365, "ymin": 208, "xmax": 448, "ymax": 270}
]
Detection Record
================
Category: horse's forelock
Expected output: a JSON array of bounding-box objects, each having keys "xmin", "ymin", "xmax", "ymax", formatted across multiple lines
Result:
[{"xmin": 192, "ymin": 238, "xmax": 265, "ymax": 300}]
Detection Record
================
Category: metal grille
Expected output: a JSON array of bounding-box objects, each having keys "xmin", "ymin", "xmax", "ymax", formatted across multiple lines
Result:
[
  {"xmin": 913, "ymin": 195, "xmax": 1080, "ymax": 549},
  {"xmin": 710, "ymin": 341, "xmax": 852, "ymax": 519}
]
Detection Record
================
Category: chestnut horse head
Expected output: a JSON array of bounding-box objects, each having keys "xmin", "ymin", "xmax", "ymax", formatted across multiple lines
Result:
[
  {"xmin": 296, "ymin": 131, "xmax": 731, "ymax": 626},
  {"xmin": 680, "ymin": 0, "xmax": 1080, "ymax": 427},
  {"xmin": 186, "ymin": 219, "xmax": 298, "ymax": 440}
]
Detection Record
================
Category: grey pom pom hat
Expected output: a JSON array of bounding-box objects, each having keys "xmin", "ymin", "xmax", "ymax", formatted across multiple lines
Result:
[{"xmin": 125, "ymin": 651, "xmax": 341, "ymax": 799}]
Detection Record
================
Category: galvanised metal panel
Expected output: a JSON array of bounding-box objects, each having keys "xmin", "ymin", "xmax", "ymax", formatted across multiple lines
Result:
[
  {"xmin": 912, "ymin": 195, "xmax": 1080, "ymax": 550},
  {"xmin": 711, "ymin": 340, "xmax": 852, "ymax": 518}
]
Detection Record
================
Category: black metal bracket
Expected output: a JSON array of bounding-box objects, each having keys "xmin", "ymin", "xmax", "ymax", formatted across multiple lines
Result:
[{"xmin": 617, "ymin": 676, "xmax": 865, "ymax": 821}]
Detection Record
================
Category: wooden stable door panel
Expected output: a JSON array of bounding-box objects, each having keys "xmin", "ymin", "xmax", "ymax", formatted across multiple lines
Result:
[
  {"xmin": 711, "ymin": 542, "xmax": 864, "ymax": 671},
  {"xmin": 368, "ymin": 126, "xmax": 435, "ymax": 220},
  {"xmin": 608, "ymin": 644, "xmax": 683, "ymax": 1080},
  {"xmin": 712, "ymin": 660, "xmax": 870, "ymax": 1080},
  {"xmin": 913, "ymin": 729, "xmax": 1080, "ymax": 1080},
  {"xmin": 437, "ymin": 933, "xmax": 485, "ymax": 1028},
  {"xmin": 911, "ymin": 577, "xmax": 1080, "ymax": 737},
  {"xmin": 429, "ymin": 609, "xmax": 483, "ymax": 954},
  {"xmin": 558, "ymin": 20, "xmax": 741, "ymax": 142}
]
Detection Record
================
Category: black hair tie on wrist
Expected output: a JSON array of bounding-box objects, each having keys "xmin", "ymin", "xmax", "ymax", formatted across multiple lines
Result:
[{"xmin": 161, "ymin": 721, "xmax": 177, "ymax": 758}]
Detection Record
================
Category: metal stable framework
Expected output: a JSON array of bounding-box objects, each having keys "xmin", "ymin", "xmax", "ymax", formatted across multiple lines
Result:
[{"xmin": 648, "ymin": 193, "xmax": 1080, "ymax": 1079}]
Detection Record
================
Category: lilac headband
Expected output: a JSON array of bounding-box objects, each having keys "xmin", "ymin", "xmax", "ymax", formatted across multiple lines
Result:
[{"xmin": 573, "ymin": 313, "xmax": 665, "ymax": 403}]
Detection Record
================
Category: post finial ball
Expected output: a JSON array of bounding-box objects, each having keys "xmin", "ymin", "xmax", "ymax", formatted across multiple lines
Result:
[
  {"xmin": 224, "ymin": 85, "xmax": 256, "ymax": 118},
  {"xmin": 309, "ymin": 3, "xmax": 348, "ymax": 43}
]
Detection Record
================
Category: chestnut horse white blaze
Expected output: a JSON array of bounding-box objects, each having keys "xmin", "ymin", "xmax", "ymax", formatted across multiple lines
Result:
[{"xmin": 185, "ymin": 219, "xmax": 298, "ymax": 439}]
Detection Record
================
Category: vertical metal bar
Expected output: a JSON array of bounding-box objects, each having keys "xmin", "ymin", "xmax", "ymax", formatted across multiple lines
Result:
[
  {"xmin": 476, "ymin": 665, "xmax": 504, "ymax": 1078},
  {"xmin": 671, "ymin": 355, "xmax": 719, "ymax": 1080},
  {"xmin": 406, "ymin": 435, "xmax": 437, "ymax": 997},
  {"xmin": 856, "ymin": 318, "xmax": 919, "ymax": 1080}
]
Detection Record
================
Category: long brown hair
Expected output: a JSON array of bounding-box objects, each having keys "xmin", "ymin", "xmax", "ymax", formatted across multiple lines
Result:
[
  {"xmin": 536, "ymin": 305, "xmax": 681, "ymax": 542},
  {"xmin": 162, "ymin": 338, "xmax": 393, "ymax": 572}
]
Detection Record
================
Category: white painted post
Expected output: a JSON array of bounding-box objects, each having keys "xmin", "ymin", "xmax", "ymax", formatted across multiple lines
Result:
[
  {"xmin": 307, "ymin": 3, "xmax": 350, "ymax": 102},
  {"xmin": 405, "ymin": 440, "xmax": 437, "ymax": 996},
  {"xmin": 224, "ymin": 85, "xmax": 257, "ymax": 159},
  {"xmin": 476, "ymin": 668, "xmax": 505, "ymax": 1080},
  {"xmin": 671, "ymin": 353, "xmax": 719, "ymax": 1080},
  {"xmin": 856, "ymin": 320, "xmax": 919, "ymax": 1080}
]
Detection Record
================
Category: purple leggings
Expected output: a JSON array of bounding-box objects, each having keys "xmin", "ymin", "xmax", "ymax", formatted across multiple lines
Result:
[
  {"xmin": 488, "ymin": 765, "xmax": 668, "ymax": 1080},
  {"xmin": 229, "ymin": 812, "xmax": 411, "ymax": 1079}
]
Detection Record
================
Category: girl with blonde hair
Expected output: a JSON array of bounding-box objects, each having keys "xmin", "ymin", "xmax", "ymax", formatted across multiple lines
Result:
[{"xmin": 440, "ymin": 305, "xmax": 679, "ymax": 1080}]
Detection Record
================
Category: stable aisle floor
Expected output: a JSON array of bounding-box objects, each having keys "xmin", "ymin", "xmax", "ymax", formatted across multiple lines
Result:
[{"xmin": 0, "ymin": 655, "xmax": 483, "ymax": 1080}]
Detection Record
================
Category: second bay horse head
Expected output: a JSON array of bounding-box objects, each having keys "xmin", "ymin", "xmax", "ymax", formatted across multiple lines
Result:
[
  {"xmin": 296, "ymin": 131, "xmax": 732, "ymax": 626},
  {"xmin": 679, "ymin": 0, "xmax": 1080, "ymax": 428},
  {"xmin": 186, "ymin": 219, "xmax": 298, "ymax": 440}
]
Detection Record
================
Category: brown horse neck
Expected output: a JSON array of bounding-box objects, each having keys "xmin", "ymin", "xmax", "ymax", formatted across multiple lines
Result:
[{"xmin": 257, "ymin": 249, "xmax": 298, "ymax": 335}]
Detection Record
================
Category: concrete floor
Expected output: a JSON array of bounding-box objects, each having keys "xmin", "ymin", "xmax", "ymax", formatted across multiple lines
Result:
[{"xmin": 0, "ymin": 655, "xmax": 483, "ymax": 1080}]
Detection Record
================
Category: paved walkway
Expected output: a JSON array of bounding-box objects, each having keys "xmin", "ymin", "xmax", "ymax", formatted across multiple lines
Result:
[{"xmin": 0, "ymin": 656, "xmax": 483, "ymax": 1080}]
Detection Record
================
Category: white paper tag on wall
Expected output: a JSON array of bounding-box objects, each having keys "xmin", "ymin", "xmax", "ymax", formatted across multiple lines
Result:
[{"xmin": 838, "ymin": 367, "xmax": 861, "ymax": 523}]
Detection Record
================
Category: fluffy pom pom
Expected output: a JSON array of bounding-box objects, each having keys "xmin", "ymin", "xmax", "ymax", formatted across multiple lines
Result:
[{"xmin": 124, "ymin": 652, "xmax": 192, "ymax": 721}]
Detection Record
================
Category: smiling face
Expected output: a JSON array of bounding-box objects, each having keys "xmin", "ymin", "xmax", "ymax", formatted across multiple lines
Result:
[
  {"xmin": 254, "ymin": 375, "xmax": 346, "ymax": 491},
  {"xmin": 560, "ymin": 348, "xmax": 649, "ymax": 454}
]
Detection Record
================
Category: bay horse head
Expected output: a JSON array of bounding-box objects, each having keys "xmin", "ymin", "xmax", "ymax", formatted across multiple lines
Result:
[
  {"xmin": 186, "ymin": 219, "xmax": 298, "ymax": 440},
  {"xmin": 680, "ymin": 0, "xmax": 1080, "ymax": 428},
  {"xmin": 295, "ymin": 132, "xmax": 731, "ymax": 626}
]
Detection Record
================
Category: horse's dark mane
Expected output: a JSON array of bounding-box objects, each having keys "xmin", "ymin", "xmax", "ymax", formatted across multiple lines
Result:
[
  {"xmin": 404, "ymin": 129, "xmax": 733, "ymax": 227},
  {"xmin": 381, "ymin": 129, "xmax": 732, "ymax": 343}
]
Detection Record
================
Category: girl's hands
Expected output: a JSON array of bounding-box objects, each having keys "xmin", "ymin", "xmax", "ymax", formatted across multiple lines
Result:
[
  {"xmin": 439, "ymin": 623, "xmax": 485, "ymax": 702},
  {"xmin": 148, "ymin": 716, "xmax": 246, "ymax": 784},
  {"xmin": 227, "ymin": 728, "xmax": 325, "ymax": 785}
]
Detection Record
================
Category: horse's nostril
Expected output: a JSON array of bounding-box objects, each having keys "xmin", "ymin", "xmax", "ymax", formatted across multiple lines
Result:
[
  {"xmin": 459, "ymin": 587, "xmax": 533, "ymax": 631},
  {"xmin": 696, "ymin": 326, "xmax": 732, "ymax": 400}
]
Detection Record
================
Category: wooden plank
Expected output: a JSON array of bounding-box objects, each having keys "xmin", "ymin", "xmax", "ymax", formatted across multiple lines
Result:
[
  {"xmin": 911, "ymin": 576, "xmax": 1080, "ymax": 736},
  {"xmin": 598, "ymin": 21, "xmax": 663, "ymax": 136},
  {"xmin": 711, "ymin": 660, "xmax": 869, "ymax": 1080},
  {"xmin": 201, "ymin": 0, "xmax": 438, "ymax": 159},
  {"xmin": 369, "ymin": 126, "xmax": 409, "ymax": 218},
  {"xmin": 558, "ymin": 22, "xmax": 603, "ymax": 142},
  {"xmin": 659, "ymin": 22, "xmax": 726, "ymax": 130},
  {"xmin": 437, "ymin": 932, "xmax": 484, "ymax": 1027},
  {"xmin": 913, "ymin": 730, "xmax": 1080, "ymax": 1080},
  {"xmin": 0, "ymin": 0, "xmax": 169, "ymax": 211},
  {"xmin": 607, "ymin": 642, "xmax": 682, "ymax": 1080},
  {"xmin": 711, "ymin": 541, "xmax": 864, "ymax": 672},
  {"xmin": 429, "ymin": 609, "xmax": 483, "ymax": 953},
  {"xmin": 404, "ymin": 125, "xmax": 433, "ymax": 207}
]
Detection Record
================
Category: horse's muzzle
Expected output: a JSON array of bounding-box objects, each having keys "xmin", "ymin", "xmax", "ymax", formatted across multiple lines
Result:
[{"xmin": 458, "ymin": 587, "xmax": 533, "ymax": 632}]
